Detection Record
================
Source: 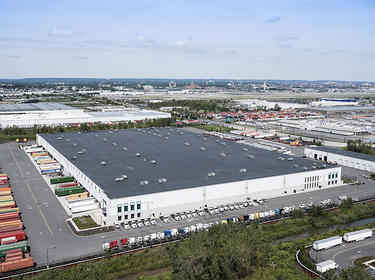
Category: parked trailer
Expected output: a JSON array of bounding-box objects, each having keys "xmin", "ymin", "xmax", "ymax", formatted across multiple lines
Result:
[
  {"xmin": 55, "ymin": 186, "xmax": 83, "ymax": 196},
  {"xmin": 50, "ymin": 176, "xmax": 75, "ymax": 184},
  {"xmin": 0, "ymin": 195, "xmax": 14, "ymax": 202},
  {"xmin": 39, "ymin": 160, "xmax": 58, "ymax": 165},
  {"xmin": 0, "ymin": 185, "xmax": 10, "ymax": 190},
  {"xmin": 0, "ymin": 224, "xmax": 23, "ymax": 233},
  {"xmin": 1, "ymin": 236, "xmax": 17, "ymax": 245},
  {"xmin": 316, "ymin": 260, "xmax": 338, "ymax": 273},
  {"xmin": 60, "ymin": 182, "xmax": 79, "ymax": 188},
  {"xmin": 0, "ymin": 174, "xmax": 8, "ymax": 179},
  {"xmin": 0, "ymin": 220, "xmax": 22, "ymax": 229},
  {"xmin": 70, "ymin": 203, "xmax": 99, "ymax": 214},
  {"xmin": 41, "ymin": 169, "xmax": 62, "ymax": 175},
  {"xmin": 0, "ymin": 241, "xmax": 28, "ymax": 257},
  {"xmin": 0, "ymin": 201, "xmax": 16, "ymax": 209},
  {"xmin": 0, "ymin": 230, "xmax": 26, "ymax": 242},
  {"xmin": 68, "ymin": 198, "xmax": 96, "ymax": 208},
  {"xmin": 313, "ymin": 236, "xmax": 342, "ymax": 250},
  {"xmin": 40, "ymin": 164, "xmax": 61, "ymax": 170},
  {"xmin": 343, "ymin": 229, "xmax": 372, "ymax": 242},
  {"xmin": 31, "ymin": 152, "xmax": 48, "ymax": 157},
  {"xmin": 0, "ymin": 190, "xmax": 12, "ymax": 197},
  {"xmin": 68, "ymin": 192, "xmax": 89, "ymax": 200}
]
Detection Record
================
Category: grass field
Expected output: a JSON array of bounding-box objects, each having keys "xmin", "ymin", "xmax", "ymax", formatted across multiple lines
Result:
[{"xmin": 72, "ymin": 216, "xmax": 99, "ymax": 230}]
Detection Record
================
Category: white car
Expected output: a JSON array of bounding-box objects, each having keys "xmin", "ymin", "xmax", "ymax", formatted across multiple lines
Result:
[
  {"xmin": 124, "ymin": 223, "xmax": 130, "ymax": 230},
  {"xmin": 114, "ymin": 223, "xmax": 121, "ymax": 229},
  {"xmin": 150, "ymin": 219, "xmax": 156, "ymax": 225},
  {"xmin": 181, "ymin": 214, "xmax": 186, "ymax": 220},
  {"xmin": 209, "ymin": 210, "xmax": 215, "ymax": 215},
  {"xmin": 198, "ymin": 211, "xmax": 204, "ymax": 216},
  {"xmin": 137, "ymin": 222, "xmax": 144, "ymax": 228},
  {"xmin": 234, "ymin": 205, "xmax": 239, "ymax": 210},
  {"xmin": 224, "ymin": 206, "xmax": 229, "ymax": 211},
  {"xmin": 163, "ymin": 218, "xmax": 169, "ymax": 223},
  {"xmin": 131, "ymin": 223, "xmax": 137, "ymax": 229},
  {"xmin": 308, "ymin": 202, "xmax": 314, "ymax": 207},
  {"xmin": 214, "ymin": 208, "xmax": 219, "ymax": 214},
  {"xmin": 187, "ymin": 213, "xmax": 192, "ymax": 219},
  {"xmin": 243, "ymin": 202, "xmax": 248, "ymax": 207},
  {"xmin": 175, "ymin": 215, "xmax": 181, "ymax": 221},
  {"xmin": 219, "ymin": 207, "xmax": 224, "ymax": 212},
  {"xmin": 239, "ymin": 204, "xmax": 244, "ymax": 209},
  {"xmin": 229, "ymin": 205, "xmax": 235, "ymax": 210},
  {"xmin": 298, "ymin": 204, "xmax": 306, "ymax": 209},
  {"xmin": 257, "ymin": 200, "xmax": 264, "ymax": 205},
  {"xmin": 192, "ymin": 212, "xmax": 198, "ymax": 217},
  {"xmin": 144, "ymin": 220, "xmax": 151, "ymax": 226}
]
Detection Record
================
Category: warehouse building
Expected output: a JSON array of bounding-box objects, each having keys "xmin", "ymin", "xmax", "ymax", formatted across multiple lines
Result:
[
  {"xmin": 305, "ymin": 146, "xmax": 375, "ymax": 172},
  {"xmin": 0, "ymin": 103, "xmax": 170, "ymax": 128},
  {"xmin": 37, "ymin": 128, "xmax": 342, "ymax": 225}
]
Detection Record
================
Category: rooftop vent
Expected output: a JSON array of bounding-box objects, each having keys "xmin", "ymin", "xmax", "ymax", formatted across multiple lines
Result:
[
  {"xmin": 135, "ymin": 153, "xmax": 141, "ymax": 157},
  {"xmin": 66, "ymin": 138, "xmax": 71, "ymax": 142},
  {"xmin": 150, "ymin": 160, "xmax": 157, "ymax": 164},
  {"xmin": 71, "ymin": 156, "xmax": 76, "ymax": 160},
  {"xmin": 203, "ymin": 138, "xmax": 207, "ymax": 141},
  {"xmin": 220, "ymin": 152, "xmax": 226, "ymax": 157},
  {"xmin": 242, "ymin": 148, "xmax": 248, "ymax": 152},
  {"xmin": 78, "ymin": 151, "xmax": 83, "ymax": 154},
  {"xmin": 200, "ymin": 147, "xmax": 206, "ymax": 151},
  {"xmin": 57, "ymin": 137, "xmax": 63, "ymax": 140},
  {"xmin": 180, "ymin": 132, "xmax": 184, "ymax": 135},
  {"xmin": 95, "ymin": 134, "xmax": 99, "ymax": 137},
  {"xmin": 114, "ymin": 129, "xmax": 118, "ymax": 132},
  {"xmin": 158, "ymin": 178, "xmax": 167, "ymax": 183},
  {"xmin": 101, "ymin": 161, "xmax": 107, "ymax": 166},
  {"xmin": 248, "ymin": 155, "xmax": 255, "ymax": 159},
  {"xmin": 115, "ymin": 177, "xmax": 124, "ymax": 182},
  {"xmin": 121, "ymin": 175, "xmax": 128, "ymax": 179},
  {"xmin": 82, "ymin": 149, "xmax": 86, "ymax": 153},
  {"xmin": 221, "ymin": 142, "xmax": 226, "ymax": 146},
  {"xmin": 164, "ymin": 137, "xmax": 169, "ymax": 139},
  {"xmin": 112, "ymin": 142, "xmax": 117, "ymax": 146},
  {"xmin": 322, "ymin": 164, "xmax": 327, "ymax": 168},
  {"xmin": 208, "ymin": 172, "xmax": 216, "ymax": 177},
  {"xmin": 103, "ymin": 138, "xmax": 107, "ymax": 141},
  {"xmin": 216, "ymin": 140, "xmax": 220, "ymax": 143},
  {"xmin": 167, "ymin": 132, "xmax": 171, "ymax": 135},
  {"xmin": 73, "ymin": 143, "xmax": 77, "ymax": 146},
  {"xmin": 184, "ymin": 142, "xmax": 190, "ymax": 146},
  {"xmin": 122, "ymin": 147, "xmax": 128, "ymax": 151},
  {"xmin": 312, "ymin": 166, "xmax": 317, "ymax": 169},
  {"xmin": 78, "ymin": 132, "xmax": 81, "ymax": 135},
  {"xmin": 140, "ymin": 180, "xmax": 149, "ymax": 185},
  {"xmin": 287, "ymin": 158, "xmax": 294, "ymax": 161},
  {"xmin": 278, "ymin": 157, "xmax": 284, "ymax": 160},
  {"xmin": 303, "ymin": 167, "xmax": 308, "ymax": 170},
  {"xmin": 239, "ymin": 168, "xmax": 247, "ymax": 173},
  {"xmin": 109, "ymin": 131, "xmax": 113, "ymax": 134},
  {"xmin": 293, "ymin": 164, "xmax": 299, "ymax": 168}
]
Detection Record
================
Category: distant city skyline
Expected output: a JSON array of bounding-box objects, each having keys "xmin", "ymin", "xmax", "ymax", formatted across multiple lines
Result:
[{"xmin": 0, "ymin": 0, "xmax": 374, "ymax": 81}]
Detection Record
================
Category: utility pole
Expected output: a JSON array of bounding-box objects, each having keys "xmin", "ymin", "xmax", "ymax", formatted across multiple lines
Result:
[{"xmin": 46, "ymin": 249, "xmax": 49, "ymax": 268}]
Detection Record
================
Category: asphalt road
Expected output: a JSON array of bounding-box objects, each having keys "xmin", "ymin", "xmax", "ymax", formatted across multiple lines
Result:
[
  {"xmin": 1, "ymin": 142, "xmax": 375, "ymax": 267},
  {"xmin": 312, "ymin": 234, "xmax": 375, "ymax": 271}
]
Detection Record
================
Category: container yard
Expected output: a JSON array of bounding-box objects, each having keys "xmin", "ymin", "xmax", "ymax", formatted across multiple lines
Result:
[
  {"xmin": 36, "ymin": 127, "xmax": 343, "ymax": 225},
  {"xmin": 0, "ymin": 173, "xmax": 34, "ymax": 272}
]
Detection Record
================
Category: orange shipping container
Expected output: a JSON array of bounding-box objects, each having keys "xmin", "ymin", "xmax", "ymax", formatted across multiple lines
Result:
[
  {"xmin": 0, "ymin": 257, "xmax": 34, "ymax": 272},
  {"xmin": 0, "ymin": 219, "xmax": 22, "ymax": 229}
]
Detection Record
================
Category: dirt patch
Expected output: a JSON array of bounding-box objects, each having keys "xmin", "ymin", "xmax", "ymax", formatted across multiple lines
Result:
[{"xmin": 120, "ymin": 267, "xmax": 170, "ymax": 280}]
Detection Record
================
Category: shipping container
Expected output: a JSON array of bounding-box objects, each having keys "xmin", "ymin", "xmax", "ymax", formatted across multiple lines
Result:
[
  {"xmin": 0, "ymin": 196, "xmax": 14, "ymax": 202},
  {"xmin": 41, "ymin": 168, "xmax": 62, "ymax": 175},
  {"xmin": 0, "ymin": 208, "xmax": 19, "ymax": 214},
  {"xmin": 0, "ymin": 174, "xmax": 8, "ymax": 179},
  {"xmin": 55, "ymin": 186, "xmax": 83, "ymax": 196},
  {"xmin": 60, "ymin": 182, "xmax": 79, "ymax": 188},
  {"xmin": 1, "ymin": 236, "xmax": 17, "ymax": 245},
  {"xmin": 0, "ymin": 189, "xmax": 12, "ymax": 196},
  {"xmin": 0, "ymin": 230, "xmax": 26, "ymax": 242},
  {"xmin": 0, "ymin": 256, "xmax": 34, "ymax": 272},
  {"xmin": 67, "ymin": 192, "xmax": 88, "ymax": 200},
  {"xmin": 0, "ymin": 185, "xmax": 10, "ymax": 189},
  {"xmin": 0, "ymin": 241, "xmax": 28, "ymax": 257},
  {"xmin": 50, "ymin": 176, "xmax": 75, "ymax": 184},
  {"xmin": 313, "ymin": 236, "xmax": 342, "ymax": 250},
  {"xmin": 0, "ymin": 201, "xmax": 16, "ymax": 209},
  {"xmin": 316, "ymin": 260, "xmax": 338, "ymax": 273},
  {"xmin": 0, "ymin": 220, "xmax": 22, "ymax": 229},
  {"xmin": 343, "ymin": 229, "xmax": 372, "ymax": 242},
  {"xmin": 40, "ymin": 164, "xmax": 61, "ymax": 170},
  {"xmin": 0, "ymin": 224, "xmax": 23, "ymax": 233},
  {"xmin": 0, "ymin": 212, "xmax": 19, "ymax": 222},
  {"xmin": 31, "ymin": 152, "xmax": 48, "ymax": 157}
]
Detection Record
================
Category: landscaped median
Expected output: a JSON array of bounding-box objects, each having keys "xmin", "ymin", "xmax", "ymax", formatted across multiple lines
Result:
[
  {"xmin": 72, "ymin": 216, "xmax": 99, "ymax": 230},
  {"xmin": 67, "ymin": 215, "xmax": 114, "ymax": 236}
]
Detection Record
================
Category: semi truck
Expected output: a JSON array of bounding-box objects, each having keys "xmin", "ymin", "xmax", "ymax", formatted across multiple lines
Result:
[{"xmin": 343, "ymin": 229, "xmax": 372, "ymax": 242}]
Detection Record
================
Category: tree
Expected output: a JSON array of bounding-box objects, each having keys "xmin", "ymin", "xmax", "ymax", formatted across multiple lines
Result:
[
  {"xmin": 337, "ymin": 265, "xmax": 372, "ymax": 280},
  {"xmin": 306, "ymin": 205, "xmax": 323, "ymax": 217},
  {"xmin": 292, "ymin": 209, "xmax": 305, "ymax": 219},
  {"xmin": 339, "ymin": 198, "xmax": 353, "ymax": 211}
]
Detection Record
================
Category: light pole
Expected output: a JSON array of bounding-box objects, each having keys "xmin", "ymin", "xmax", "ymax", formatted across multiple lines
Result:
[{"xmin": 46, "ymin": 248, "xmax": 49, "ymax": 268}]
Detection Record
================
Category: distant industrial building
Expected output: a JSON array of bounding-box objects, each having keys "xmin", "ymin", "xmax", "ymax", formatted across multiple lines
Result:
[
  {"xmin": 305, "ymin": 146, "xmax": 375, "ymax": 172},
  {"xmin": 37, "ymin": 128, "xmax": 342, "ymax": 225},
  {"xmin": 303, "ymin": 105, "xmax": 375, "ymax": 115},
  {"xmin": 309, "ymin": 98, "xmax": 359, "ymax": 107},
  {"xmin": 0, "ymin": 103, "xmax": 170, "ymax": 128}
]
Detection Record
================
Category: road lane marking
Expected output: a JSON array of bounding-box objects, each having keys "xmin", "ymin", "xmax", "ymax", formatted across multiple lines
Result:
[
  {"xmin": 7, "ymin": 144, "xmax": 55, "ymax": 240},
  {"xmin": 332, "ymin": 239, "xmax": 375, "ymax": 263}
]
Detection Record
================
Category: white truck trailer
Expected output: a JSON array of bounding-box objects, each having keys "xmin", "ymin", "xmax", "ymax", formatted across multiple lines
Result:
[
  {"xmin": 343, "ymin": 229, "xmax": 372, "ymax": 242},
  {"xmin": 313, "ymin": 236, "xmax": 342, "ymax": 250},
  {"xmin": 316, "ymin": 260, "xmax": 338, "ymax": 273}
]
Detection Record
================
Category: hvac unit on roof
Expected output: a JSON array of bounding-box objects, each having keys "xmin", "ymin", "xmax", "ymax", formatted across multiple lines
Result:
[
  {"xmin": 103, "ymin": 138, "xmax": 107, "ymax": 141},
  {"xmin": 66, "ymin": 138, "xmax": 71, "ymax": 142},
  {"xmin": 135, "ymin": 153, "xmax": 141, "ymax": 157},
  {"xmin": 208, "ymin": 172, "xmax": 216, "ymax": 177},
  {"xmin": 122, "ymin": 147, "xmax": 128, "ymax": 151},
  {"xmin": 140, "ymin": 180, "xmax": 149, "ymax": 185},
  {"xmin": 248, "ymin": 155, "xmax": 254, "ymax": 159},
  {"xmin": 71, "ymin": 156, "xmax": 76, "ymax": 160},
  {"xmin": 158, "ymin": 178, "xmax": 167, "ymax": 183},
  {"xmin": 95, "ymin": 134, "xmax": 99, "ymax": 137},
  {"xmin": 200, "ymin": 147, "xmax": 206, "ymax": 151},
  {"xmin": 150, "ymin": 160, "xmax": 157, "ymax": 164},
  {"xmin": 112, "ymin": 142, "xmax": 117, "ymax": 146},
  {"xmin": 57, "ymin": 137, "xmax": 63, "ymax": 140},
  {"xmin": 121, "ymin": 175, "xmax": 128, "ymax": 179},
  {"xmin": 109, "ymin": 131, "xmax": 113, "ymax": 134},
  {"xmin": 78, "ymin": 151, "xmax": 83, "ymax": 154},
  {"xmin": 293, "ymin": 164, "xmax": 299, "ymax": 168},
  {"xmin": 115, "ymin": 177, "xmax": 124, "ymax": 182},
  {"xmin": 220, "ymin": 152, "xmax": 226, "ymax": 157},
  {"xmin": 221, "ymin": 142, "xmax": 226, "ymax": 146},
  {"xmin": 203, "ymin": 138, "xmax": 207, "ymax": 141},
  {"xmin": 73, "ymin": 143, "xmax": 77, "ymax": 146},
  {"xmin": 303, "ymin": 167, "xmax": 308, "ymax": 170},
  {"xmin": 184, "ymin": 142, "xmax": 190, "ymax": 146},
  {"xmin": 287, "ymin": 158, "xmax": 294, "ymax": 161},
  {"xmin": 239, "ymin": 168, "xmax": 247, "ymax": 173},
  {"xmin": 164, "ymin": 136, "xmax": 169, "ymax": 139},
  {"xmin": 243, "ymin": 148, "xmax": 248, "ymax": 152},
  {"xmin": 78, "ymin": 132, "xmax": 81, "ymax": 134},
  {"xmin": 101, "ymin": 161, "xmax": 107, "ymax": 166}
]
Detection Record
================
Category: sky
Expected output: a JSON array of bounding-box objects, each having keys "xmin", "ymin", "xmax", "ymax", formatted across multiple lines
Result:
[{"xmin": 0, "ymin": 0, "xmax": 374, "ymax": 81}]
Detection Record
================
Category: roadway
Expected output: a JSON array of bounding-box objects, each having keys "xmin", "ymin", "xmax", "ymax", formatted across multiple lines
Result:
[{"xmin": 1, "ymin": 142, "xmax": 375, "ymax": 267}]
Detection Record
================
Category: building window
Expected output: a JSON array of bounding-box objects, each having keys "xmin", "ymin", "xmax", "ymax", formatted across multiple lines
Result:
[
  {"xmin": 130, "ymin": 203, "xmax": 135, "ymax": 211},
  {"xmin": 117, "ymin": 216, "xmax": 122, "ymax": 221},
  {"xmin": 124, "ymin": 214, "xmax": 128, "ymax": 220},
  {"xmin": 131, "ymin": 213, "xmax": 135, "ymax": 219},
  {"xmin": 124, "ymin": 203, "xmax": 128, "ymax": 212},
  {"xmin": 136, "ymin": 201, "xmax": 141, "ymax": 211},
  {"xmin": 137, "ymin": 213, "xmax": 141, "ymax": 218},
  {"xmin": 328, "ymin": 174, "xmax": 331, "ymax": 179},
  {"xmin": 328, "ymin": 181, "xmax": 330, "ymax": 185},
  {"xmin": 335, "ymin": 180, "xmax": 337, "ymax": 184},
  {"xmin": 117, "ymin": 204, "xmax": 122, "ymax": 213}
]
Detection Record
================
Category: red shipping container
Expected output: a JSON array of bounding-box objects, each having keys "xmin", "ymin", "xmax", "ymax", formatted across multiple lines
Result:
[
  {"xmin": 0, "ymin": 230, "xmax": 25, "ymax": 242},
  {"xmin": 6, "ymin": 256, "xmax": 23, "ymax": 262},
  {"xmin": 0, "ymin": 257, "xmax": 34, "ymax": 272},
  {"xmin": 5, "ymin": 249, "xmax": 22, "ymax": 255},
  {"xmin": 60, "ymin": 183, "xmax": 79, "ymax": 188},
  {"xmin": 0, "ymin": 212, "xmax": 19, "ymax": 222}
]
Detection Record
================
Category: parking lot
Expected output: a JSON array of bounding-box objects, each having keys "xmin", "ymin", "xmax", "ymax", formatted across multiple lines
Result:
[{"xmin": 2, "ymin": 142, "xmax": 375, "ymax": 267}]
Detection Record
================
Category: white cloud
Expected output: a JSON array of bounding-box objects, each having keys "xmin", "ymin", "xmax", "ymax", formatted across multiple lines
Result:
[
  {"xmin": 265, "ymin": 16, "xmax": 282, "ymax": 23},
  {"xmin": 49, "ymin": 28, "xmax": 85, "ymax": 38},
  {"xmin": 175, "ymin": 40, "xmax": 186, "ymax": 47}
]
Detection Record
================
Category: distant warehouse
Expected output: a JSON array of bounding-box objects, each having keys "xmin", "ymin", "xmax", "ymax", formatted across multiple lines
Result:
[
  {"xmin": 37, "ymin": 128, "xmax": 342, "ymax": 225},
  {"xmin": 305, "ymin": 146, "xmax": 375, "ymax": 172},
  {"xmin": 0, "ymin": 103, "xmax": 170, "ymax": 128}
]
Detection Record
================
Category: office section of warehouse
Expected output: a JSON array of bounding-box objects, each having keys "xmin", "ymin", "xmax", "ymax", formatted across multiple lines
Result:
[{"xmin": 37, "ymin": 128, "xmax": 342, "ymax": 224}]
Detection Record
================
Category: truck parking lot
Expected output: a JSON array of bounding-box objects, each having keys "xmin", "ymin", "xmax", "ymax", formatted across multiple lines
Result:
[{"xmin": 1, "ymin": 142, "xmax": 375, "ymax": 267}]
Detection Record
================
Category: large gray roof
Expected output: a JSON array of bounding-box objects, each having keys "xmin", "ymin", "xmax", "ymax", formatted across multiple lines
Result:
[
  {"xmin": 39, "ymin": 128, "xmax": 335, "ymax": 199},
  {"xmin": 307, "ymin": 146, "xmax": 375, "ymax": 162},
  {"xmin": 0, "ymin": 103, "xmax": 76, "ymax": 112}
]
